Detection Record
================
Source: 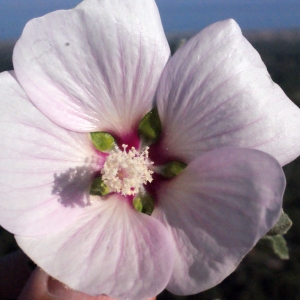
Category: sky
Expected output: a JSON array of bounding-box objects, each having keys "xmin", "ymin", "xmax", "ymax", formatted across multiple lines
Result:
[{"xmin": 0, "ymin": 0, "xmax": 300, "ymax": 40}]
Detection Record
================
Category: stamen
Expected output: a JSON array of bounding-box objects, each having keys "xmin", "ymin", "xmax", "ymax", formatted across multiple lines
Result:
[{"xmin": 101, "ymin": 145, "xmax": 153, "ymax": 196}]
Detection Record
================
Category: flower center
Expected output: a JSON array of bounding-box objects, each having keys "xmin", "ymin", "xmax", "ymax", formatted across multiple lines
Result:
[{"xmin": 101, "ymin": 144, "xmax": 153, "ymax": 196}]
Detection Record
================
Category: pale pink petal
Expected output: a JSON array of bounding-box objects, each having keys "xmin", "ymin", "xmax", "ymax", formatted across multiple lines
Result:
[
  {"xmin": 152, "ymin": 147, "xmax": 285, "ymax": 295},
  {"xmin": 16, "ymin": 195, "xmax": 175, "ymax": 300},
  {"xmin": 13, "ymin": 0, "xmax": 170, "ymax": 136},
  {"xmin": 0, "ymin": 71, "xmax": 102, "ymax": 236},
  {"xmin": 156, "ymin": 19, "xmax": 300, "ymax": 166}
]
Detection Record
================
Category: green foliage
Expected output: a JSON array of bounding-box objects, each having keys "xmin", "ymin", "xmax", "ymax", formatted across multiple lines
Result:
[
  {"xmin": 161, "ymin": 161, "xmax": 187, "ymax": 178},
  {"xmin": 133, "ymin": 194, "xmax": 154, "ymax": 215},
  {"xmin": 267, "ymin": 211, "xmax": 293, "ymax": 236},
  {"xmin": 138, "ymin": 108, "xmax": 162, "ymax": 144},
  {"xmin": 257, "ymin": 235, "xmax": 289, "ymax": 260},
  {"xmin": 90, "ymin": 177, "xmax": 110, "ymax": 196},
  {"xmin": 90, "ymin": 132, "xmax": 115, "ymax": 152}
]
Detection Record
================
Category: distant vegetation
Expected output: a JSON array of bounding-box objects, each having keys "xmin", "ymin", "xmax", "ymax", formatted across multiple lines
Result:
[
  {"xmin": 1, "ymin": 31, "xmax": 300, "ymax": 300},
  {"xmin": 0, "ymin": 41, "xmax": 14, "ymax": 72}
]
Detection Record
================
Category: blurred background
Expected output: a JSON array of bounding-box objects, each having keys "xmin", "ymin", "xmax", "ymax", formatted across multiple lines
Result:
[
  {"xmin": 1, "ymin": 1, "xmax": 300, "ymax": 299},
  {"xmin": 0, "ymin": 0, "xmax": 300, "ymax": 40}
]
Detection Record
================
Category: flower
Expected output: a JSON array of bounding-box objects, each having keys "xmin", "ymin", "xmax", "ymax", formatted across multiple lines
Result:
[{"xmin": 0, "ymin": 0, "xmax": 300, "ymax": 299}]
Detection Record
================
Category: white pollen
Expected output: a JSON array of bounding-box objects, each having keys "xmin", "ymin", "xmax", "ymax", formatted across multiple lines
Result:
[{"xmin": 101, "ymin": 144, "xmax": 153, "ymax": 196}]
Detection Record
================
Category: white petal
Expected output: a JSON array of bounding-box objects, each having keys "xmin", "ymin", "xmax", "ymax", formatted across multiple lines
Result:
[
  {"xmin": 0, "ymin": 71, "xmax": 101, "ymax": 236},
  {"xmin": 157, "ymin": 19, "xmax": 300, "ymax": 166},
  {"xmin": 153, "ymin": 147, "xmax": 285, "ymax": 295},
  {"xmin": 13, "ymin": 0, "xmax": 170, "ymax": 136},
  {"xmin": 17, "ymin": 195, "xmax": 175, "ymax": 300}
]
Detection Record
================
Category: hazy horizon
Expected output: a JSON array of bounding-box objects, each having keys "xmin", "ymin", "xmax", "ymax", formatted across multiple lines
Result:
[{"xmin": 0, "ymin": 0, "xmax": 300, "ymax": 40}]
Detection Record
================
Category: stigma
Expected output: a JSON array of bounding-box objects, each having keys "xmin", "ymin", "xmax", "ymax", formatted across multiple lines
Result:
[{"xmin": 101, "ymin": 144, "xmax": 153, "ymax": 196}]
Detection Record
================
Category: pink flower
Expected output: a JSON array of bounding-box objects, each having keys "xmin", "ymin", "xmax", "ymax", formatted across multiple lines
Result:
[{"xmin": 0, "ymin": 0, "xmax": 300, "ymax": 299}]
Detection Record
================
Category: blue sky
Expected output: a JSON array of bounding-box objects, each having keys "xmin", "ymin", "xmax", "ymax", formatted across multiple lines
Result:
[{"xmin": 1, "ymin": 0, "xmax": 300, "ymax": 40}]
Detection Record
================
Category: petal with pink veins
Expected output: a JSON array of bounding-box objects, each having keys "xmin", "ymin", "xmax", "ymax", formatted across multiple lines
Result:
[
  {"xmin": 152, "ymin": 147, "xmax": 285, "ymax": 295},
  {"xmin": 157, "ymin": 19, "xmax": 300, "ymax": 166},
  {"xmin": 0, "ymin": 71, "xmax": 101, "ymax": 236},
  {"xmin": 13, "ymin": 0, "xmax": 170, "ymax": 136},
  {"xmin": 16, "ymin": 195, "xmax": 175, "ymax": 300}
]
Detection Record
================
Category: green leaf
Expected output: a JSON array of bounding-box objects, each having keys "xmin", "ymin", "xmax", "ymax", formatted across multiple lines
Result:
[
  {"xmin": 90, "ymin": 177, "xmax": 110, "ymax": 196},
  {"xmin": 138, "ymin": 108, "xmax": 162, "ymax": 144},
  {"xmin": 90, "ymin": 132, "xmax": 115, "ymax": 152},
  {"xmin": 267, "ymin": 210, "xmax": 293, "ymax": 236},
  {"xmin": 133, "ymin": 194, "xmax": 154, "ymax": 216},
  {"xmin": 161, "ymin": 161, "xmax": 187, "ymax": 178},
  {"xmin": 257, "ymin": 235, "xmax": 289, "ymax": 260}
]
